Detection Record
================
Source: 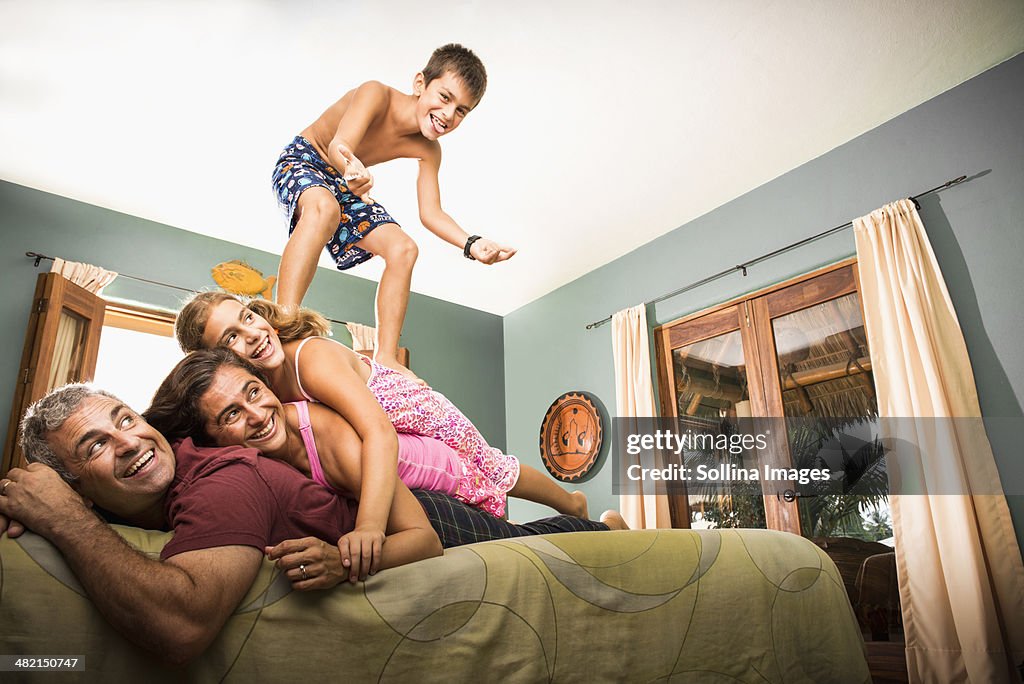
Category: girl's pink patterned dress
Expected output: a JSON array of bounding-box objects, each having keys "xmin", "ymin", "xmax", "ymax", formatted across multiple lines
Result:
[
  {"xmin": 361, "ymin": 357, "xmax": 519, "ymax": 517},
  {"xmin": 293, "ymin": 338, "xmax": 519, "ymax": 518}
]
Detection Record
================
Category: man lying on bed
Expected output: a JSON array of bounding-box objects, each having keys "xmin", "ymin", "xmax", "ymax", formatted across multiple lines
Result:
[{"xmin": 0, "ymin": 384, "xmax": 613, "ymax": 666}]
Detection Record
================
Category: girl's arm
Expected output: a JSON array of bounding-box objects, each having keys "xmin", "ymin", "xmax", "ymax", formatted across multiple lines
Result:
[
  {"xmin": 293, "ymin": 338, "xmax": 399, "ymax": 579},
  {"xmin": 266, "ymin": 481, "xmax": 441, "ymax": 587}
]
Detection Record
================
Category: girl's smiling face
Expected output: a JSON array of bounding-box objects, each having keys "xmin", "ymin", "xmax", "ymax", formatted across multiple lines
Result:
[{"xmin": 201, "ymin": 299, "xmax": 285, "ymax": 372}]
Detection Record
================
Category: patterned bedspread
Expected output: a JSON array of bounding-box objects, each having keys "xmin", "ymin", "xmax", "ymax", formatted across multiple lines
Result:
[{"xmin": 0, "ymin": 527, "xmax": 870, "ymax": 682}]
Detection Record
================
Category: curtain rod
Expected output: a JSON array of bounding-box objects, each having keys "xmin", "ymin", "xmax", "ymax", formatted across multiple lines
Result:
[
  {"xmin": 585, "ymin": 174, "xmax": 968, "ymax": 330},
  {"xmin": 24, "ymin": 252, "xmax": 351, "ymax": 327}
]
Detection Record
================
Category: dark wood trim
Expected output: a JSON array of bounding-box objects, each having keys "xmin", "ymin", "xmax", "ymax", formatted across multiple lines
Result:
[
  {"xmin": 764, "ymin": 264, "xmax": 857, "ymax": 319},
  {"xmin": 3, "ymin": 273, "xmax": 106, "ymax": 475},
  {"xmin": 749, "ymin": 296, "xmax": 802, "ymax": 534},
  {"xmin": 655, "ymin": 257, "xmax": 859, "ymax": 331},
  {"xmin": 3, "ymin": 275, "xmax": 49, "ymax": 476},
  {"xmin": 653, "ymin": 327, "xmax": 676, "ymax": 419},
  {"xmin": 663, "ymin": 304, "xmax": 742, "ymax": 350}
]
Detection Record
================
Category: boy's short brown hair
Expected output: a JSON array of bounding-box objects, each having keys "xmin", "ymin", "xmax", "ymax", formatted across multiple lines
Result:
[{"xmin": 423, "ymin": 43, "xmax": 487, "ymax": 104}]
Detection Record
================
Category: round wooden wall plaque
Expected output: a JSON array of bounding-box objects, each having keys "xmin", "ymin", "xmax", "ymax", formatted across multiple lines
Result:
[{"xmin": 539, "ymin": 392, "xmax": 604, "ymax": 482}]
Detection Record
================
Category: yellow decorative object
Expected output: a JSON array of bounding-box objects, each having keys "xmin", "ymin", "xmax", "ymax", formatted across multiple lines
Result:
[{"xmin": 211, "ymin": 260, "xmax": 277, "ymax": 299}]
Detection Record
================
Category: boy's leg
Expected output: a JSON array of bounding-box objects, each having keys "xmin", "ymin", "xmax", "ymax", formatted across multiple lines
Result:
[
  {"xmin": 358, "ymin": 223, "xmax": 422, "ymax": 381},
  {"xmin": 277, "ymin": 187, "xmax": 341, "ymax": 308},
  {"xmin": 507, "ymin": 464, "xmax": 589, "ymax": 519}
]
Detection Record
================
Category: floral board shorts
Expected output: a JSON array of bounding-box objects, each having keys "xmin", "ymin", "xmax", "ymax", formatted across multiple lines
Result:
[{"xmin": 271, "ymin": 136, "xmax": 399, "ymax": 271}]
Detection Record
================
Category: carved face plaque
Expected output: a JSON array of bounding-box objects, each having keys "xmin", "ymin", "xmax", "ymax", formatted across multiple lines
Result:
[{"xmin": 539, "ymin": 393, "xmax": 604, "ymax": 481}]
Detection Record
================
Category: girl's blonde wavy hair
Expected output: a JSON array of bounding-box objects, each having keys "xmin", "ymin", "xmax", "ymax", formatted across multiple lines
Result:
[{"xmin": 175, "ymin": 291, "xmax": 331, "ymax": 352}]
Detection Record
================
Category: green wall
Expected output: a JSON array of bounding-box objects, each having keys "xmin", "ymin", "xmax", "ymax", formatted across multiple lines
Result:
[
  {"xmin": 504, "ymin": 51, "xmax": 1024, "ymax": 552},
  {"xmin": 0, "ymin": 181, "xmax": 507, "ymax": 453}
]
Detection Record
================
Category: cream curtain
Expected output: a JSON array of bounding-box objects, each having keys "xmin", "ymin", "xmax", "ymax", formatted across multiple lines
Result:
[
  {"xmin": 345, "ymin": 322, "xmax": 377, "ymax": 352},
  {"xmin": 854, "ymin": 199, "xmax": 1024, "ymax": 682},
  {"xmin": 50, "ymin": 258, "xmax": 117, "ymax": 294},
  {"xmin": 612, "ymin": 304, "xmax": 671, "ymax": 530}
]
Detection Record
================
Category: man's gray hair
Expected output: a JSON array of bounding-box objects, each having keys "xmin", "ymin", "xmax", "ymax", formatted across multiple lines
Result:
[{"xmin": 19, "ymin": 383, "xmax": 121, "ymax": 484}]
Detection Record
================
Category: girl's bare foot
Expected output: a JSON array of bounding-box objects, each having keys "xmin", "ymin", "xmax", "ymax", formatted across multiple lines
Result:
[
  {"xmin": 600, "ymin": 510, "xmax": 629, "ymax": 530},
  {"xmin": 376, "ymin": 355, "xmax": 427, "ymax": 386},
  {"xmin": 569, "ymin": 490, "xmax": 589, "ymax": 519}
]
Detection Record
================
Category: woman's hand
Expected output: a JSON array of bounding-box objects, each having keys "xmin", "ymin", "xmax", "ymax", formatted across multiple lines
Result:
[
  {"xmin": 337, "ymin": 525, "xmax": 387, "ymax": 583},
  {"xmin": 265, "ymin": 537, "xmax": 347, "ymax": 590}
]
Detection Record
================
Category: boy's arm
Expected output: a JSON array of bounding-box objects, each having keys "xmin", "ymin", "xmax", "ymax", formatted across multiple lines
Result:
[
  {"xmin": 0, "ymin": 464, "xmax": 261, "ymax": 667},
  {"xmin": 416, "ymin": 147, "xmax": 516, "ymax": 264},
  {"xmin": 328, "ymin": 81, "xmax": 390, "ymax": 198}
]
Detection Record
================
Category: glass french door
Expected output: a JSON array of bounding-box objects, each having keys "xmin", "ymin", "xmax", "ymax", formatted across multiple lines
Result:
[{"xmin": 654, "ymin": 259, "xmax": 902, "ymax": 646}]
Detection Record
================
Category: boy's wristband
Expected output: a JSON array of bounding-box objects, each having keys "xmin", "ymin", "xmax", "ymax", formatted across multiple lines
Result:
[{"xmin": 464, "ymin": 235, "xmax": 482, "ymax": 260}]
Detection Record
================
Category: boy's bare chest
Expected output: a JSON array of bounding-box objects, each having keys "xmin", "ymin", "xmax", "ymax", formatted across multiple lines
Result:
[{"xmin": 353, "ymin": 125, "xmax": 428, "ymax": 167}]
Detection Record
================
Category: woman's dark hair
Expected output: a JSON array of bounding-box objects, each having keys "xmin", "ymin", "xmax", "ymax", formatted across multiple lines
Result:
[{"xmin": 144, "ymin": 347, "xmax": 267, "ymax": 446}]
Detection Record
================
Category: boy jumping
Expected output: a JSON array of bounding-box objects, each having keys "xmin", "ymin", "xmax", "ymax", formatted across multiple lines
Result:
[{"xmin": 272, "ymin": 43, "xmax": 515, "ymax": 381}]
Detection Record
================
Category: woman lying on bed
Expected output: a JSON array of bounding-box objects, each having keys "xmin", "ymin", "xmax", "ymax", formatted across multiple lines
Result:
[
  {"xmin": 144, "ymin": 348, "xmax": 629, "ymax": 584},
  {"xmin": 174, "ymin": 293, "xmax": 588, "ymax": 520}
]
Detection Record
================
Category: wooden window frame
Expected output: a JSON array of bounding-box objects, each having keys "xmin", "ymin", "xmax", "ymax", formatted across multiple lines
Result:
[
  {"xmin": 3, "ymin": 273, "xmax": 107, "ymax": 475},
  {"xmin": 653, "ymin": 257, "xmax": 867, "ymax": 534}
]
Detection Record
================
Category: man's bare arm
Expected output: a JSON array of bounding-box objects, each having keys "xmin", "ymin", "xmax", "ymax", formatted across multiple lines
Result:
[{"xmin": 0, "ymin": 465, "xmax": 261, "ymax": 666}]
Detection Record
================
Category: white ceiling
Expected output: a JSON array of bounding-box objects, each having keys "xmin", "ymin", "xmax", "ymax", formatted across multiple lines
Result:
[{"xmin": 3, "ymin": 1, "xmax": 1022, "ymax": 315}]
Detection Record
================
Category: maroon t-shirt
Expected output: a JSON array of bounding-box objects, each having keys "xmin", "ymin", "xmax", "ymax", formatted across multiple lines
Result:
[{"xmin": 160, "ymin": 438, "xmax": 357, "ymax": 560}]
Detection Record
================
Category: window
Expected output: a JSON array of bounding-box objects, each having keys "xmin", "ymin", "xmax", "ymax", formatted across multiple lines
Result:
[
  {"xmin": 654, "ymin": 260, "xmax": 890, "ymax": 534},
  {"xmin": 3, "ymin": 284, "xmax": 183, "ymax": 475},
  {"xmin": 3, "ymin": 273, "xmax": 106, "ymax": 473},
  {"xmin": 654, "ymin": 259, "xmax": 900, "ymax": 645},
  {"xmin": 93, "ymin": 304, "xmax": 184, "ymax": 415}
]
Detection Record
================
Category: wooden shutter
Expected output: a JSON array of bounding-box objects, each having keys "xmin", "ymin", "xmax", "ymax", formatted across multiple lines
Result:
[{"xmin": 2, "ymin": 273, "xmax": 107, "ymax": 474}]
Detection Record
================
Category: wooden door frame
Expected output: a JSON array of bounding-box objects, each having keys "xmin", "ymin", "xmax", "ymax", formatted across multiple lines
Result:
[
  {"xmin": 652, "ymin": 258, "xmax": 861, "ymax": 534},
  {"xmin": 3, "ymin": 273, "xmax": 107, "ymax": 475}
]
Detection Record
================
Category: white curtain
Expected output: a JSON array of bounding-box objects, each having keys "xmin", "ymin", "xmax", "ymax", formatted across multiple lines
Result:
[
  {"xmin": 854, "ymin": 199, "xmax": 1024, "ymax": 682},
  {"xmin": 50, "ymin": 258, "xmax": 117, "ymax": 294},
  {"xmin": 612, "ymin": 304, "xmax": 671, "ymax": 529},
  {"xmin": 345, "ymin": 322, "xmax": 376, "ymax": 352}
]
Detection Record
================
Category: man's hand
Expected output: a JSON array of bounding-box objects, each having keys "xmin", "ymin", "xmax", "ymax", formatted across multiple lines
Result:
[
  {"xmin": 337, "ymin": 525, "xmax": 386, "ymax": 582},
  {"xmin": 336, "ymin": 145, "xmax": 374, "ymax": 202},
  {"xmin": 0, "ymin": 464, "xmax": 91, "ymax": 538},
  {"xmin": 265, "ymin": 536, "xmax": 348, "ymax": 590},
  {"xmin": 470, "ymin": 237, "xmax": 516, "ymax": 265}
]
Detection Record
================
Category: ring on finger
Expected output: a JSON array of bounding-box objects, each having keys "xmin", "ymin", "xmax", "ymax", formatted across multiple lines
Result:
[
  {"xmin": 299, "ymin": 563, "xmax": 308, "ymax": 581},
  {"xmin": 0, "ymin": 480, "xmax": 10, "ymax": 496}
]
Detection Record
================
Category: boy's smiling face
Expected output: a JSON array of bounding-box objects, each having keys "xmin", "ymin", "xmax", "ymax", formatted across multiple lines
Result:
[{"xmin": 414, "ymin": 70, "xmax": 477, "ymax": 140}]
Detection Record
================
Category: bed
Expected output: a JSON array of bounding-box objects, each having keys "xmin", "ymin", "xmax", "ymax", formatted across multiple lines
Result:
[{"xmin": 0, "ymin": 525, "xmax": 870, "ymax": 682}]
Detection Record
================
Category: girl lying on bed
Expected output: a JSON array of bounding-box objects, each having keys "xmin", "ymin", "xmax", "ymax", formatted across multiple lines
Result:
[
  {"xmin": 144, "ymin": 348, "xmax": 627, "ymax": 583},
  {"xmin": 173, "ymin": 292, "xmax": 589, "ymax": 521}
]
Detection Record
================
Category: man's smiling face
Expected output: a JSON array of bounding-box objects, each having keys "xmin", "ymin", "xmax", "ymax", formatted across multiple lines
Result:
[{"xmin": 48, "ymin": 395, "xmax": 176, "ymax": 520}]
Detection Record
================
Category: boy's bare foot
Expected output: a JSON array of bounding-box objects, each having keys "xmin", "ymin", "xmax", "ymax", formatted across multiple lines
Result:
[
  {"xmin": 376, "ymin": 355, "xmax": 427, "ymax": 386},
  {"xmin": 568, "ymin": 490, "xmax": 589, "ymax": 520},
  {"xmin": 599, "ymin": 510, "xmax": 629, "ymax": 530}
]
